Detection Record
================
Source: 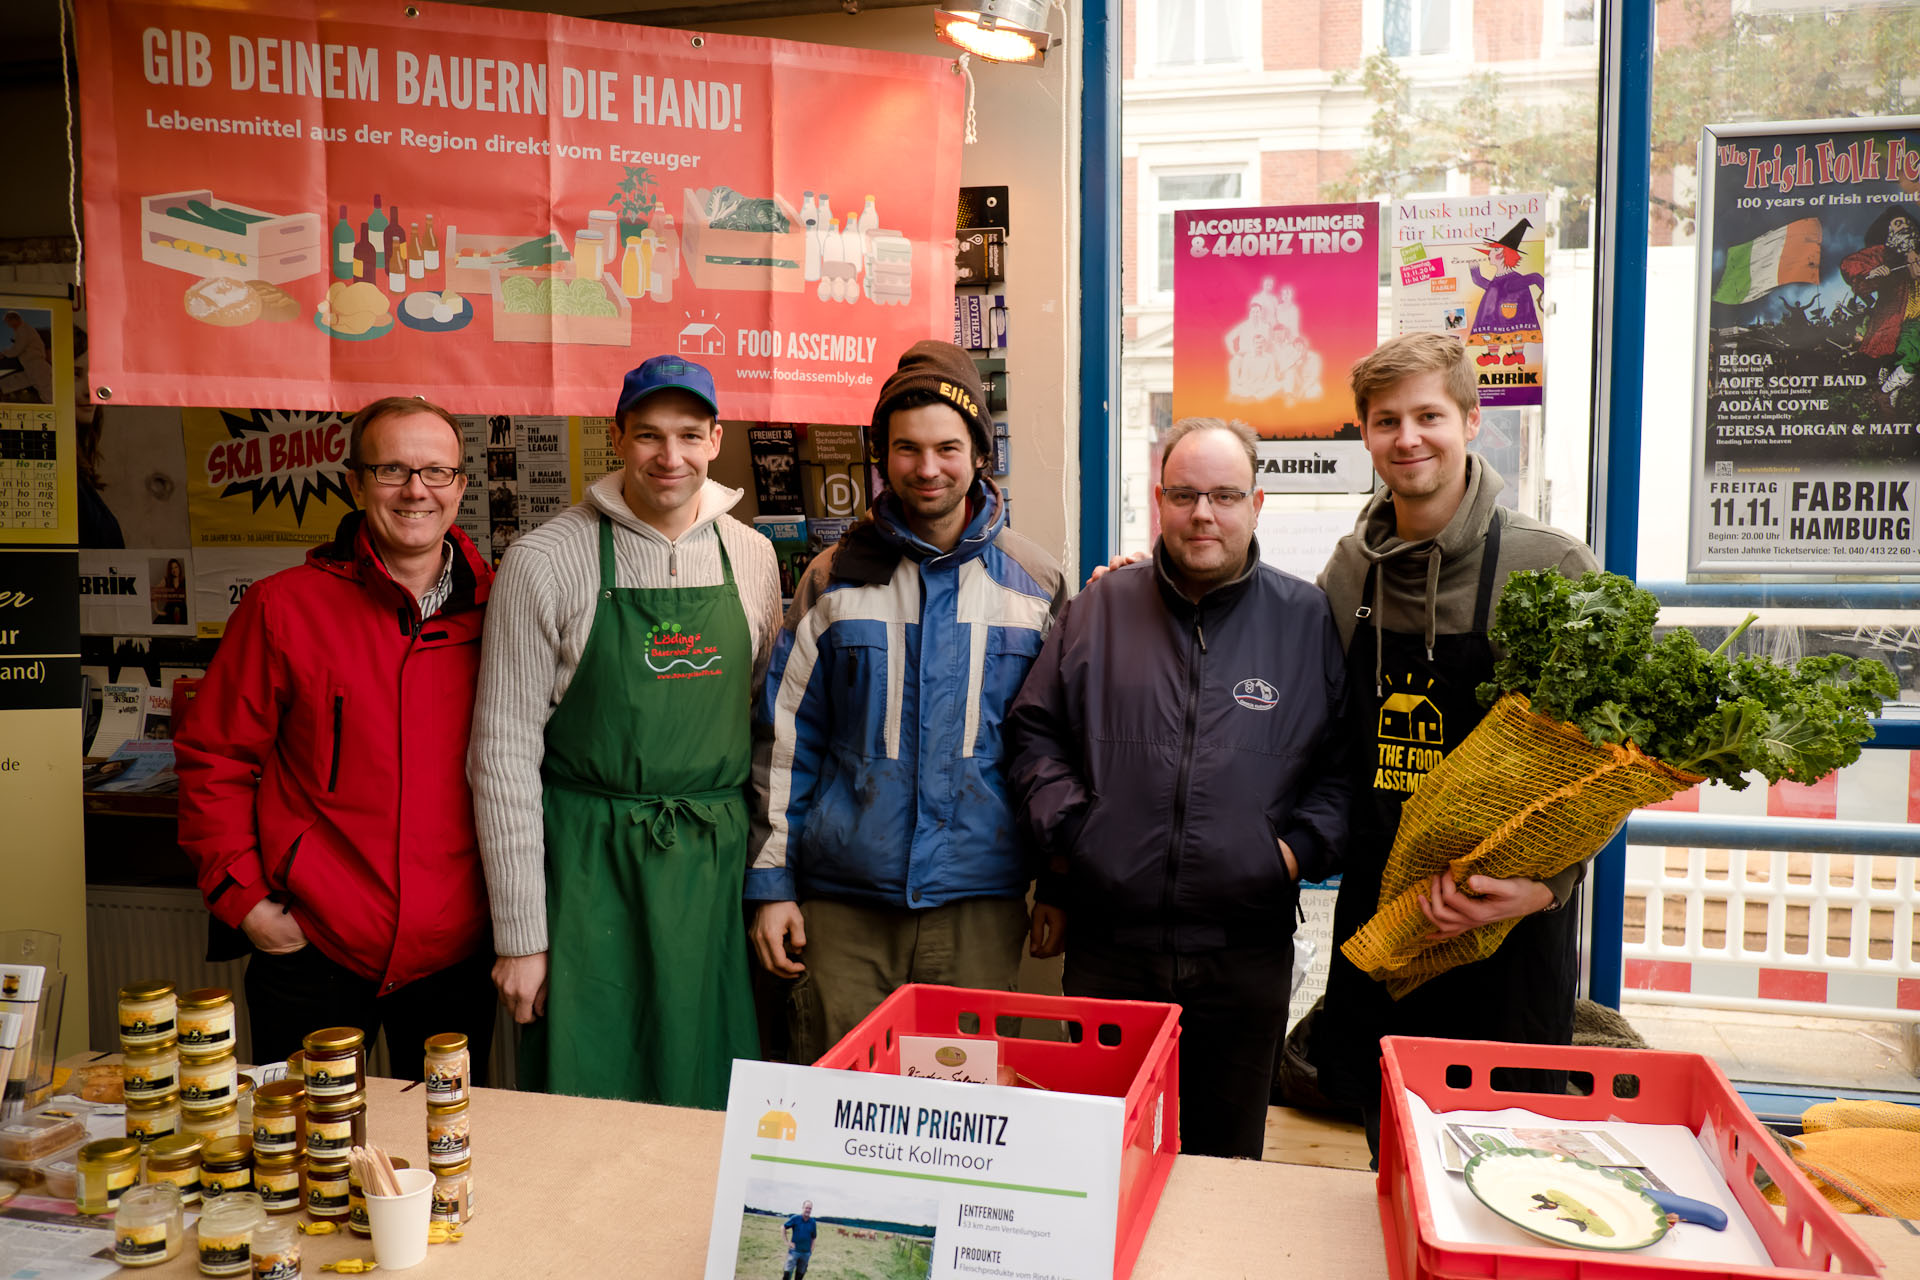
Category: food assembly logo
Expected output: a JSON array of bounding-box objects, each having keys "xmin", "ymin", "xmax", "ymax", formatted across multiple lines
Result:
[
  {"xmin": 201, "ymin": 409, "xmax": 356, "ymax": 523},
  {"xmin": 1375, "ymin": 672, "xmax": 1448, "ymax": 794},
  {"xmin": 757, "ymin": 1096, "xmax": 798, "ymax": 1142},
  {"xmin": 1232, "ymin": 677, "xmax": 1279, "ymax": 710}
]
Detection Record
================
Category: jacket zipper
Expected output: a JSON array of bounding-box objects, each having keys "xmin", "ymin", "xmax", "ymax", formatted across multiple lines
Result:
[
  {"xmin": 280, "ymin": 833, "xmax": 304, "ymax": 892},
  {"xmin": 1162, "ymin": 615, "xmax": 1206, "ymax": 950},
  {"xmin": 327, "ymin": 695, "xmax": 342, "ymax": 792}
]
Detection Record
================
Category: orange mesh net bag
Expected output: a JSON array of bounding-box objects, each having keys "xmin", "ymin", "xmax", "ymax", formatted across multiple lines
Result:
[
  {"xmin": 1340, "ymin": 693, "xmax": 1702, "ymax": 998},
  {"xmin": 1759, "ymin": 1100, "xmax": 1920, "ymax": 1217}
]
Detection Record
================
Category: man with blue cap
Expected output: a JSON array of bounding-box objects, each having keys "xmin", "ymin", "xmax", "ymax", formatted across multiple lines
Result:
[{"xmin": 471, "ymin": 355, "xmax": 781, "ymax": 1105}]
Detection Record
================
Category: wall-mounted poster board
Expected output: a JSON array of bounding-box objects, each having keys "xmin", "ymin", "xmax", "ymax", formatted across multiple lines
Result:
[{"xmin": 1690, "ymin": 116, "xmax": 1920, "ymax": 574}]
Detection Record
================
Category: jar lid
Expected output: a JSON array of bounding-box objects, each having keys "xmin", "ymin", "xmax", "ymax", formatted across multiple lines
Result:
[
  {"xmin": 122, "ymin": 1043, "xmax": 176, "ymax": 1061},
  {"xmin": 126, "ymin": 1094, "xmax": 181, "ymax": 1112},
  {"xmin": 307, "ymin": 1157, "xmax": 351, "ymax": 1173},
  {"xmin": 179, "ymin": 1043, "xmax": 237, "ymax": 1063},
  {"xmin": 255, "ymin": 1079, "xmax": 307, "ymax": 1106},
  {"xmin": 79, "ymin": 1137, "xmax": 142, "ymax": 1163},
  {"xmin": 253, "ymin": 1151, "xmax": 304, "ymax": 1169},
  {"xmin": 424, "ymin": 1032, "xmax": 468, "ymax": 1054},
  {"xmin": 432, "ymin": 1159, "xmax": 471, "ymax": 1177},
  {"xmin": 236, "ymin": 1075, "xmax": 256, "ymax": 1099},
  {"xmin": 186, "ymin": 1101, "xmax": 239, "ymax": 1121},
  {"xmin": 426, "ymin": 1099, "xmax": 469, "ymax": 1116},
  {"xmin": 179, "ymin": 987, "xmax": 232, "ymax": 1009},
  {"xmin": 147, "ymin": 1133, "xmax": 205, "ymax": 1162},
  {"xmin": 303, "ymin": 1027, "xmax": 366, "ymax": 1053},
  {"xmin": 120, "ymin": 979, "xmax": 176, "ymax": 1001},
  {"xmin": 203, "ymin": 1136, "xmax": 253, "ymax": 1164},
  {"xmin": 309, "ymin": 1093, "xmax": 367, "ymax": 1115}
]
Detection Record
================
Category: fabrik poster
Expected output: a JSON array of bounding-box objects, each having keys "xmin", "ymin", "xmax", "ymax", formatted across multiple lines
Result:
[
  {"xmin": 1390, "ymin": 193, "xmax": 1548, "ymax": 407},
  {"xmin": 1691, "ymin": 119, "xmax": 1920, "ymax": 574},
  {"xmin": 75, "ymin": 0, "xmax": 962, "ymax": 421},
  {"xmin": 1172, "ymin": 203, "xmax": 1379, "ymax": 492}
]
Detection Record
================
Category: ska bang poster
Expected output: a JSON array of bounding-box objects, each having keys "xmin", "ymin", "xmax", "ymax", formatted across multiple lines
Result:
[
  {"xmin": 1692, "ymin": 120, "xmax": 1920, "ymax": 574},
  {"xmin": 76, "ymin": 0, "xmax": 962, "ymax": 421}
]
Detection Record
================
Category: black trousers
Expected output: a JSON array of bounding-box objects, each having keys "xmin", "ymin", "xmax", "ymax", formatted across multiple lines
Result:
[
  {"xmin": 244, "ymin": 945, "xmax": 498, "ymax": 1086},
  {"xmin": 1064, "ymin": 939, "xmax": 1292, "ymax": 1159}
]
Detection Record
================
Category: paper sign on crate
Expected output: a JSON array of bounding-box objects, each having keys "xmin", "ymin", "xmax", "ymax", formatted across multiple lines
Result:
[
  {"xmin": 899, "ymin": 1035, "xmax": 999, "ymax": 1085},
  {"xmin": 706, "ymin": 1060, "xmax": 1123, "ymax": 1280}
]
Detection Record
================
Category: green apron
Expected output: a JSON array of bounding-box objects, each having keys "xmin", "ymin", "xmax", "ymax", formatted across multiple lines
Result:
[{"xmin": 519, "ymin": 514, "xmax": 760, "ymax": 1106}]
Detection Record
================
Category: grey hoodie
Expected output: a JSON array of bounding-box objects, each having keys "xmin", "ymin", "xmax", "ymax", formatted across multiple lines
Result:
[{"xmin": 1316, "ymin": 455, "xmax": 1598, "ymax": 907}]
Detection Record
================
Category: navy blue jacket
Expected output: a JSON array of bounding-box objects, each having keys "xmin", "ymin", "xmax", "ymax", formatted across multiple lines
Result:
[{"xmin": 1006, "ymin": 542, "xmax": 1350, "ymax": 950}]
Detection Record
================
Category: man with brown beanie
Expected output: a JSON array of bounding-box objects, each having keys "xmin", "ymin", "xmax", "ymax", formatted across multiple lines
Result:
[{"xmin": 746, "ymin": 339, "xmax": 1068, "ymax": 1056}]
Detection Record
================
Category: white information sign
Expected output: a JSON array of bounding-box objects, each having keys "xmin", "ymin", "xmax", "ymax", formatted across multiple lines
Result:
[{"xmin": 705, "ymin": 1061, "xmax": 1126, "ymax": 1280}]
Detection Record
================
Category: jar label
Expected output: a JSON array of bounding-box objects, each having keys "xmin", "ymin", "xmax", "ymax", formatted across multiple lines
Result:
[
  {"xmin": 180, "ymin": 1013, "xmax": 235, "ymax": 1047},
  {"xmin": 128, "ymin": 1115, "xmax": 178, "ymax": 1142},
  {"xmin": 115, "ymin": 1222, "xmax": 170, "ymax": 1262},
  {"xmin": 427, "ymin": 1132, "xmax": 470, "ymax": 1161},
  {"xmin": 125, "ymin": 1069, "xmax": 178, "ymax": 1098},
  {"xmin": 207, "ymin": 1169, "xmax": 253, "ymax": 1195},
  {"xmin": 183, "ymin": 1077, "xmax": 234, "ymax": 1104},
  {"xmin": 254, "ymin": 1252, "xmax": 301, "ymax": 1280},
  {"xmin": 308, "ymin": 1119, "xmax": 355, "ymax": 1153},
  {"xmin": 155, "ymin": 1170, "xmax": 203, "ymax": 1199},
  {"xmin": 257, "ymin": 1174, "xmax": 300, "ymax": 1206},
  {"xmin": 307, "ymin": 1183, "xmax": 350, "ymax": 1212},
  {"xmin": 198, "ymin": 1240, "xmax": 252, "ymax": 1274},
  {"xmin": 305, "ymin": 1064, "xmax": 359, "ymax": 1095},
  {"xmin": 120, "ymin": 1013, "xmax": 177, "ymax": 1041}
]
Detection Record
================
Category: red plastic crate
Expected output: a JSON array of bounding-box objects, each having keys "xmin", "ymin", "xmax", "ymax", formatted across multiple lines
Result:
[
  {"xmin": 817, "ymin": 983, "xmax": 1181, "ymax": 1280},
  {"xmin": 1378, "ymin": 1036, "xmax": 1884, "ymax": 1280}
]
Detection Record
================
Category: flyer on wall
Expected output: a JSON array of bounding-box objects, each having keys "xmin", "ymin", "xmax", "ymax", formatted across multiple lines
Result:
[
  {"xmin": 1172, "ymin": 203, "xmax": 1380, "ymax": 493},
  {"xmin": 1390, "ymin": 193, "xmax": 1549, "ymax": 407},
  {"xmin": 1691, "ymin": 116, "xmax": 1920, "ymax": 574},
  {"xmin": 705, "ymin": 1061, "xmax": 1125, "ymax": 1280}
]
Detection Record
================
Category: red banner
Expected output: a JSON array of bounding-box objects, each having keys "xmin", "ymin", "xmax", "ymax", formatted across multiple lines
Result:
[{"xmin": 76, "ymin": 0, "xmax": 962, "ymax": 420}]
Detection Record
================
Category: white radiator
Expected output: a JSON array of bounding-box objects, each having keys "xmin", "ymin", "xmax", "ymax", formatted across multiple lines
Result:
[{"xmin": 83, "ymin": 886, "xmax": 518, "ymax": 1085}]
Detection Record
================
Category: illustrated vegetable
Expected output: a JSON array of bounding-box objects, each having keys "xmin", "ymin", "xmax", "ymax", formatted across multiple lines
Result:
[
  {"xmin": 497, "ymin": 233, "xmax": 571, "ymax": 268},
  {"xmin": 1478, "ymin": 570, "xmax": 1898, "ymax": 790},
  {"xmin": 608, "ymin": 164, "xmax": 658, "ymax": 238}
]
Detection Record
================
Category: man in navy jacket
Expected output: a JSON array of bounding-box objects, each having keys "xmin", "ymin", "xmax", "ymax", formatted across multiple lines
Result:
[{"xmin": 1007, "ymin": 417, "xmax": 1349, "ymax": 1158}]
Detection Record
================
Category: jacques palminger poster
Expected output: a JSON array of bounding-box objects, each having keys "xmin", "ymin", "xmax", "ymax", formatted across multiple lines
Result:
[{"xmin": 1691, "ymin": 117, "xmax": 1920, "ymax": 574}]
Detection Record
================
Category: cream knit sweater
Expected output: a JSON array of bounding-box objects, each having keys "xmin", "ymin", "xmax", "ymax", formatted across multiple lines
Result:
[{"xmin": 469, "ymin": 473, "xmax": 782, "ymax": 956}]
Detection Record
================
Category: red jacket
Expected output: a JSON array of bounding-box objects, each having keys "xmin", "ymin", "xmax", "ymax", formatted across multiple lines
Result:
[
  {"xmin": 176, "ymin": 515, "xmax": 494, "ymax": 994},
  {"xmin": 1840, "ymin": 243, "xmax": 1919, "ymax": 359}
]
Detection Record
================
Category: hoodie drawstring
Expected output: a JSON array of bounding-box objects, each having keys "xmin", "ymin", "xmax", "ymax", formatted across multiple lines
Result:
[{"xmin": 1424, "ymin": 546, "xmax": 1443, "ymax": 661}]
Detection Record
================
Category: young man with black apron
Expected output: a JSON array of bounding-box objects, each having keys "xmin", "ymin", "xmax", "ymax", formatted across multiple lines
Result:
[
  {"xmin": 471, "ymin": 357, "xmax": 783, "ymax": 1105},
  {"xmin": 1308, "ymin": 334, "xmax": 1599, "ymax": 1159}
]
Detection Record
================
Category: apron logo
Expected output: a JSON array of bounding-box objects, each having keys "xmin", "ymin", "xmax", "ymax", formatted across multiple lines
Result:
[
  {"xmin": 646, "ymin": 619, "xmax": 725, "ymax": 680},
  {"xmin": 1232, "ymin": 677, "xmax": 1279, "ymax": 710},
  {"xmin": 1375, "ymin": 672, "xmax": 1447, "ymax": 794}
]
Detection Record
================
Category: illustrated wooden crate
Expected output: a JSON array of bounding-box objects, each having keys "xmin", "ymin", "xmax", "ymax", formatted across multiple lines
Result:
[
  {"xmin": 680, "ymin": 187, "xmax": 805, "ymax": 293},
  {"xmin": 488, "ymin": 267, "xmax": 632, "ymax": 347},
  {"xmin": 139, "ymin": 190, "xmax": 323, "ymax": 284},
  {"xmin": 442, "ymin": 227, "xmax": 559, "ymax": 295}
]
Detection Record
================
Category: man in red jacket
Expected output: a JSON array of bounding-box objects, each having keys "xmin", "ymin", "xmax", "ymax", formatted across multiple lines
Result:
[{"xmin": 176, "ymin": 397, "xmax": 497, "ymax": 1081}]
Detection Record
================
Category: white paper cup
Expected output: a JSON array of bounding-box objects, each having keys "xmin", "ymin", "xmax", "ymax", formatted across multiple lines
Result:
[{"xmin": 364, "ymin": 1167, "xmax": 436, "ymax": 1270}]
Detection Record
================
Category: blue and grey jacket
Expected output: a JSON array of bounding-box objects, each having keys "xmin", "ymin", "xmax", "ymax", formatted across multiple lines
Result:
[{"xmin": 746, "ymin": 478, "xmax": 1068, "ymax": 907}]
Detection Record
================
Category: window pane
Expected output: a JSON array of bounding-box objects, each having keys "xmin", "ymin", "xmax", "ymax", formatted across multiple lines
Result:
[
  {"xmin": 1157, "ymin": 0, "xmax": 1196, "ymax": 66},
  {"xmin": 1418, "ymin": 0, "xmax": 1451, "ymax": 55},
  {"xmin": 1198, "ymin": 0, "xmax": 1240, "ymax": 64},
  {"xmin": 1158, "ymin": 173, "xmax": 1242, "ymax": 202},
  {"xmin": 1563, "ymin": 0, "xmax": 1595, "ymax": 47},
  {"xmin": 1384, "ymin": 0, "xmax": 1412, "ymax": 57},
  {"xmin": 1158, "ymin": 211, "xmax": 1175, "ymax": 294}
]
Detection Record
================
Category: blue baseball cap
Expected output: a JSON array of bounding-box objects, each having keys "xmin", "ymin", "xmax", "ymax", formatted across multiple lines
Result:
[{"xmin": 615, "ymin": 355, "xmax": 719, "ymax": 423}]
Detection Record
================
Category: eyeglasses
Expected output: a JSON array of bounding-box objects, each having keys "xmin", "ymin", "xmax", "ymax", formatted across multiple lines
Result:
[
  {"xmin": 1162, "ymin": 486, "xmax": 1254, "ymax": 510},
  {"xmin": 354, "ymin": 463, "xmax": 462, "ymax": 488}
]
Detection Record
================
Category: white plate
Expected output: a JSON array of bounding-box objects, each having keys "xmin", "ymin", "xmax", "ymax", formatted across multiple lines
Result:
[{"xmin": 1464, "ymin": 1148, "xmax": 1669, "ymax": 1251}]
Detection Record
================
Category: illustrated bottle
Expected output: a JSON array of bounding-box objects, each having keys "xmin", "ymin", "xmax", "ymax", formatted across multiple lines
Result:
[
  {"xmin": 368, "ymin": 195, "xmax": 389, "ymax": 257},
  {"xmin": 859, "ymin": 195, "xmax": 879, "ymax": 242},
  {"xmin": 408, "ymin": 222, "xmax": 425, "ymax": 279},
  {"xmin": 385, "ymin": 207, "xmax": 405, "ymax": 265},
  {"xmin": 818, "ymin": 216, "xmax": 844, "ymax": 302},
  {"xmin": 844, "ymin": 211, "xmax": 866, "ymax": 276},
  {"xmin": 650, "ymin": 217, "xmax": 676, "ymax": 302},
  {"xmin": 388, "ymin": 242, "xmax": 407, "ymax": 294},
  {"xmin": 639, "ymin": 230, "xmax": 657, "ymax": 298},
  {"xmin": 363, "ymin": 217, "xmax": 385, "ymax": 274},
  {"xmin": 815, "ymin": 194, "xmax": 834, "ymax": 269},
  {"xmin": 332, "ymin": 205, "xmax": 355, "ymax": 280},
  {"xmin": 620, "ymin": 236, "xmax": 644, "ymax": 299},
  {"xmin": 802, "ymin": 191, "xmax": 820, "ymax": 282},
  {"xmin": 422, "ymin": 214, "xmax": 441, "ymax": 271},
  {"xmin": 353, "ymin": 221, "xmax": 375, "ymax": 280}
]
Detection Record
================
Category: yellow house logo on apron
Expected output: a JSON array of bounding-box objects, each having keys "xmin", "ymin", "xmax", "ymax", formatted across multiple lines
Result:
[
  {"xmin": 1375, "ymin": 672, "xmax": 1448, "ymax": 794},
  {"xmin": 646, "ymin": 619, "xmax": 725, "ymax": 681}
]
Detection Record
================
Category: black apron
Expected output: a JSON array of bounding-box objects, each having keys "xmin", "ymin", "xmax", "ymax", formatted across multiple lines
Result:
[{"xmin": 1310, "ymin": 514, "xmax": 1577, "ymax": 1113}]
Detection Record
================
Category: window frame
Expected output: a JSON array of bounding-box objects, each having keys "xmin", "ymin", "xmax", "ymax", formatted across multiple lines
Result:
[
  {"xmin": 1364, "ymin": 0, "xmax": 1473, "ymax": 62},
  {"xmin": 1136, "ymin": 0, "xmax": 1261, "ymax": 78},
  {"xmin": 1141, "ymin": 158, "xmax": 1259, "ymax": 303}
]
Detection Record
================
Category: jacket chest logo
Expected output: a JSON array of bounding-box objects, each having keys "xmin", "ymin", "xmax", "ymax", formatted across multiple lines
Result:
[{"xmin": 1232, "ymin": 677, "xmax": 1279, "ymax": 710}]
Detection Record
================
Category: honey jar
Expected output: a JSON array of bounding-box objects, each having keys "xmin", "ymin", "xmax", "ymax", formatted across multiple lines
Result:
[
  {"xmin": 250, "ymin": 1080, "xmax": 307, "ymax": 1158},
  {"xmin": 177, "ymin": 987, "xmax": 237, "ymax": 1053},
  {"xmin": 143, "ymin": 1132, "xmax": 204, "ymax": 1206},
  {"xmin": 118, "ymin": 979, "xmax": 177, "ymax": 1048},
  {"xmin": 301, "ymin": 1027, "xmax": 365, "ymax": 1100},
  {"xmin": 75, "ymin": 1136, "xmax": 142, "ymax": 1215}
]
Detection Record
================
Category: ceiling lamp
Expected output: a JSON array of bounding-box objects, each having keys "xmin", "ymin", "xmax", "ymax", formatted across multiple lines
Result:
[{"xmin": 935, "ymin": 0, "xmax": 1053, "ymax": 67}]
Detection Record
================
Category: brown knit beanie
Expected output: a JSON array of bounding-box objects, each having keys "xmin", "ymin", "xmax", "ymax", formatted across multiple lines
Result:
[{"xmin": 869, "ymin": 339, "xmax": 995, "ymax": 459}]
